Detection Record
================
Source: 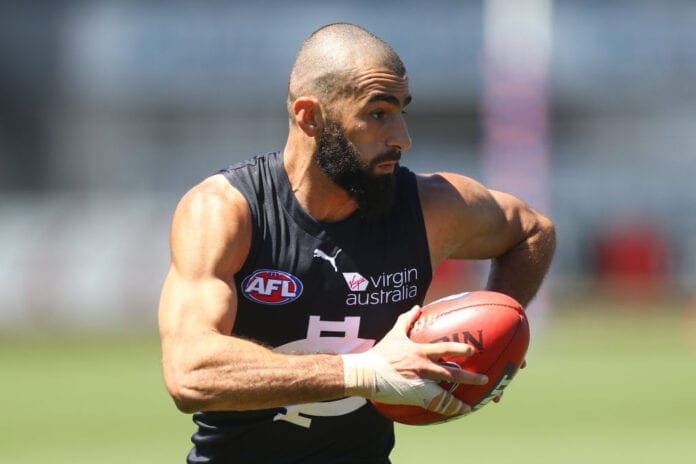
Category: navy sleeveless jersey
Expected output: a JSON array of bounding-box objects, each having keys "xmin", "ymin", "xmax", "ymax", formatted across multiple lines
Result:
[{"xmin": 188, "ymin": 152, "xmax": 433, "ymax": 464}]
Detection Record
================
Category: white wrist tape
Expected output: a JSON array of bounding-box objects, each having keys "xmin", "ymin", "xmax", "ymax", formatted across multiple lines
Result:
[{"xmin": 341, "ymin": 352, "xmax": 456, "ymax": 413}]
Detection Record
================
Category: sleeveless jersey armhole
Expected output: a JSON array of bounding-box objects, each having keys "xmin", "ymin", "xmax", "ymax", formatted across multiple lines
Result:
[
  {"xmin": 217, "ymin": 161, "xmax": 266, "ymax": 279},
  {"xmin": 402, "ymin": 169, "xmax": 433, "ymax": 285}
]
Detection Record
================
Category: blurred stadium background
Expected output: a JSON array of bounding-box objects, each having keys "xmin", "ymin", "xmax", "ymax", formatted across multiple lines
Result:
[{"xmin": 1, "ymin": 1, "xmax": 694, "ymax": 462}]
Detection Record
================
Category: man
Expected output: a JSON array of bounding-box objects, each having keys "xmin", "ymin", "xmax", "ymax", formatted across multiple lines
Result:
[{"xmin": 159, "ymin": 23, "xmax": 555, "ymax": 463}]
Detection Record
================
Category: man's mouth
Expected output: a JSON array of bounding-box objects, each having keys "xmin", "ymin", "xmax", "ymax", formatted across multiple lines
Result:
[
  {"xmin": 374, "ymin": 161, "xmax": 399, "ymax": 173},
  {"xmin": 370, "ymin": 151, "xmax": 401, "ymax": 174}
]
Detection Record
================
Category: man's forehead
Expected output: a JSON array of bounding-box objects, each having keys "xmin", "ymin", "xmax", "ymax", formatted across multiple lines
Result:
[{"xmin": 352, "ymin": 69, "xmax": 411, "ymax": 105}]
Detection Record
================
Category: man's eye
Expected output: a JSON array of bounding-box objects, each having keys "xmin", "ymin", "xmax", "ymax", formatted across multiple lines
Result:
[{"xmin": 370, "ymin": 110, "xmax": 384, "ymax": 120}]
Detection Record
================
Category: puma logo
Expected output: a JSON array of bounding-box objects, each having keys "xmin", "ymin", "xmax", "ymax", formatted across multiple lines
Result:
[{"xmin": 313, "ymin": 248, "xmax": 342, "ymax": 273}]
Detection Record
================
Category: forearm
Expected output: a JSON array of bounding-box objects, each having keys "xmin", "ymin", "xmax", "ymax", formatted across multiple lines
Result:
[
  {"xmin": 162, "ymin": 316, "xmax": 484, "ymax": 418},
  {"xmin": 162, "ymin": 332, "xmax": 345, "ymax": 413},
  {"xmin": 486, "ymin": 216, "xmax": 556, "ymax": 307}
]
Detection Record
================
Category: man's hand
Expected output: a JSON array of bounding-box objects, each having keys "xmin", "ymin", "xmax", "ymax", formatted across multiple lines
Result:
[{"xmin": 342, "ymin": 305, "xmax": 489, "ymax": 417}]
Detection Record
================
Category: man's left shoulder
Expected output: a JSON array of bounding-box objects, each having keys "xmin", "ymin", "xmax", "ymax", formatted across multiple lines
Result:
[{"xmin": 414, "ymin": 171, "xmax": 489, "ymax": 206}]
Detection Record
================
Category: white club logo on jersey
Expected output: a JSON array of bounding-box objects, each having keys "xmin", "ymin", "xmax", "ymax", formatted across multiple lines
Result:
[
  {"xmin": 312, "ymin": 248, "xmax": 342, "ymax": 272},
  {"xmin": 272, "ymin": 315, "xmax": 375, "ymax": 428}
]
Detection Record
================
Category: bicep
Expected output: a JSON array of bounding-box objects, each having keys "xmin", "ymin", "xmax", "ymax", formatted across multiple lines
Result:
[{"xmin": 158, "ymin": 268, "xmax": 237, "ymax": 340}]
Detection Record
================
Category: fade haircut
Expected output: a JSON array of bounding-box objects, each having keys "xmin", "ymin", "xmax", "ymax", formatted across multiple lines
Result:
[{"xmin": 287, "ymin": 23, "xmax": 406, "ymax": 121}]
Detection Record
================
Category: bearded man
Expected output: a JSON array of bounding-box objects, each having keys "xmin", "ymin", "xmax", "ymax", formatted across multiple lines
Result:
[{"xmin": 158, "ymin": 23, "xmax": 555, "ymax": 464}]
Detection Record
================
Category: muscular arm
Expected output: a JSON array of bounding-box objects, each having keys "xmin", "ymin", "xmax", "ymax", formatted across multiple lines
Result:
[
  {"xmin": 420, "ymin": 173, "xmax": 556, "ymax": 307},
  {"xmin": 160, "ymin": 174, "xmax": 488, "ymax": 416},
  {"xmin": 158, "ymin": 175, "xmax": 344, "ymax": 413},
  {"xmin": 480, "ymin": 190, "xmax": 556, "ymax": 307}
]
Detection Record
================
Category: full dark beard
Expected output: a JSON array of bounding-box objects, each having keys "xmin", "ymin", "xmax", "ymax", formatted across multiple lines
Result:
[{"xmin": 316, "ymin": 121, "xmax": 399, "ymax": 219}]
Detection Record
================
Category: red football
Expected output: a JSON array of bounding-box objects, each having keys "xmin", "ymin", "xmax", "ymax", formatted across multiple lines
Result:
[{"xmin": 371, "ymin": 290, "xmax": 529, "ymax": 425}]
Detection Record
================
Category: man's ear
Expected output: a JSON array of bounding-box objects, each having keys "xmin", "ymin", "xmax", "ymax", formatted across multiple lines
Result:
[{"xmin": 293, "ymin": 97, "xmax": 323, "ymax": 137}]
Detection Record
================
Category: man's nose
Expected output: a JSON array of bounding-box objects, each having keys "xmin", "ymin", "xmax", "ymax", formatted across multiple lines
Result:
[{"xmin": 387, "ymin": 116, "xmax": 412, "ymax": 152}]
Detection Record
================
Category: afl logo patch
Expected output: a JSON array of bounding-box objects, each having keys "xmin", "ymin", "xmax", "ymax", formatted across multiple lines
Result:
[{"xmin": 241, "ymin": 269, "xmax": 303, "ymax": 305}]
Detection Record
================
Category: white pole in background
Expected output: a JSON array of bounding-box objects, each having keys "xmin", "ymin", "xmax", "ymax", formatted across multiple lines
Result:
[{"xmin": 483, "ymin": 0, "xmax": 553, "ymax": 334}]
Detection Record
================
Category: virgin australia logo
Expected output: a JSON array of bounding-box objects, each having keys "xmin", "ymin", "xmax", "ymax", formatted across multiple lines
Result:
[
  {"xmin": 312, "ymin": 247, "xmax": 418, "ymax": 304},
  {"xmin": 342, "ymin": 272, "xmax": 369, "ymax": 291}
]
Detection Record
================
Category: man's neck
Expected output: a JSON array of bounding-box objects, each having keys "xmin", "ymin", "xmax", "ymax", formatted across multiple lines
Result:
[{"xmin": 282, "ymin": 146, "xmax": 358, "ymax": 223}]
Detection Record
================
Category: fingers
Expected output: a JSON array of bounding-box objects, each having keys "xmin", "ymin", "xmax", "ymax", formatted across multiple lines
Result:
[
  {"xmin": 421, "ymin": 341, "xmax": 476, "ymax": 359},
  {"xmin": 394, "ymin": 304, "xmax": 421, "ymax": 332},
  {"xmin": 427, "ymin": 390, "xmax": 470, "ymax": 416},
  {"xmin": 413, "ymin": 339, "xmax": 488, "ymax": 385},
  {"xmin": 434, "ymin": 361, "xmax": 488, "ymax": 386},
  {"xmin": 421, "ymin": 382, "xmax": 471, "ymax": 417}
]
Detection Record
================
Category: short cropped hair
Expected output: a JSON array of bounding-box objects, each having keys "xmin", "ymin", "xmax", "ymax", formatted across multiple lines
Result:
[{"xmin": 287, "ymin": 23, "xmax": 406, "ymax": 120}]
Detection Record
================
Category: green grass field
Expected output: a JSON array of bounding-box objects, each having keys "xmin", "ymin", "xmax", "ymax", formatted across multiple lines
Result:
[{"xmin": 2, "ymin": 302, "xmax": 695, "ymax": 463}]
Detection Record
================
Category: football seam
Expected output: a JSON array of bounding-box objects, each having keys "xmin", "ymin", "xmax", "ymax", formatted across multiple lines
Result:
[{"xmin": 430, "ymin": 302, "xmax": 523, "ymax": 321}]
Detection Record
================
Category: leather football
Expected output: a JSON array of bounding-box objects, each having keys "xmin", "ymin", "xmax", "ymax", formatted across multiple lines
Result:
[{"xmin": 371, "ymin": 290, "xmax": 530, "ymax": 425}]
